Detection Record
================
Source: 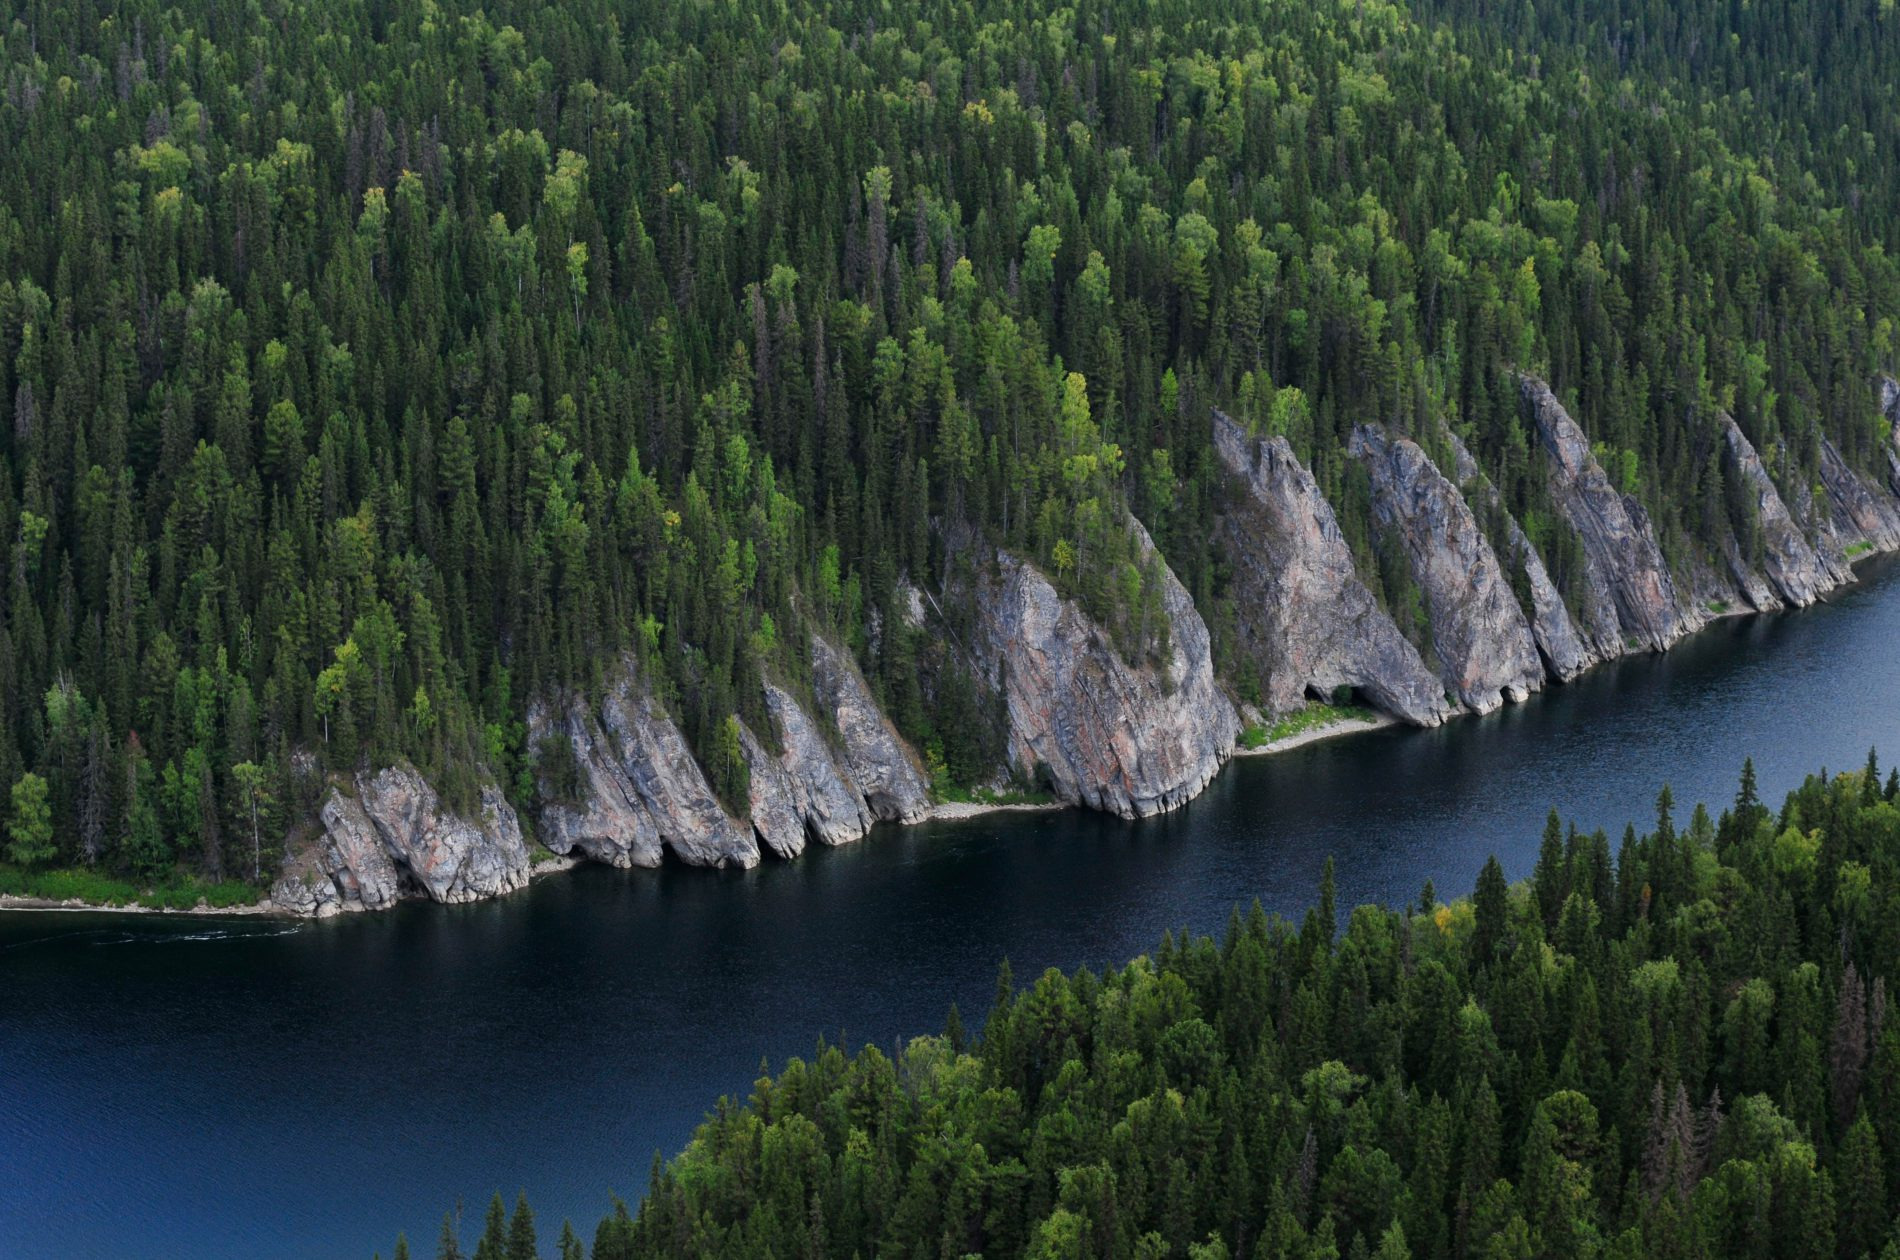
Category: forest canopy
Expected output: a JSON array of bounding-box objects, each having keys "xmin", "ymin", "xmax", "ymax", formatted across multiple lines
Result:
[
  {"xmin": 2, "ymin": 0, "xmax": 1897, "ymax": 884},
  {"xmin": 402, "ymin": 757, "xmax": 1900, "ymax": 1259}
]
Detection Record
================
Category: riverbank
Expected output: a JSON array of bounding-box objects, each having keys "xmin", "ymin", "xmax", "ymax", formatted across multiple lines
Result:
[
  {"xmin": 4, "ymin": 552, "xmax": 1893, "ymax": 922},
  {"xmin": 0, "ymin": 892, "xmax": 281, "ymax": 916},
  {"xmin": 1231, "ymin": 708, "xmax": 1399, "ymax": 756}
]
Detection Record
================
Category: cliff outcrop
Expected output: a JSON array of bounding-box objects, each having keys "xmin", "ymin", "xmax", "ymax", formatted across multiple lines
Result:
[
  {"xmin": 1349, "ymin": 425, "xmax": 1544, "ymax": 711},
  {"xmin": 271, "ymin": 765, "xmax": 531, "ymax": 917},
  {"xmin": 1212, "ymin": 411, "xmax": 1454, "ymax": 725},
  {"xmin": 1719, "ymin": 415, "xmax": 1849, "ymax": 607},
  {"xmin": 961, "ymin": 519, "xmax": 1239, "ymax": 818},
  {"xmin": 1524, "ymin": 377, "xmax": 1696, "ymax": 652}
]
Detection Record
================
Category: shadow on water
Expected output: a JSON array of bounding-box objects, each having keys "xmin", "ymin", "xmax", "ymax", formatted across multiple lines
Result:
[{"xmin": 5, "ymin": 554, "xmax": 1900, "ymax": 1259}]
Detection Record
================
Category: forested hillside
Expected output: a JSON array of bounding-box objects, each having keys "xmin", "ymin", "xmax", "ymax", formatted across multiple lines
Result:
[
  {"xmin": 398, "ymin": 758, "xmax": 1900, "ymax": 1259},
  {"xmin": 2, "ymin": 0, "xmax": 1898, "ymax": 890}
]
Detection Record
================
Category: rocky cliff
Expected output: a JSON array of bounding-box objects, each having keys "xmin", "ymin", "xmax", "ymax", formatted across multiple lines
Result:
[
  {"xmin": 1524, "ymin": 377, "xmax": 1697, "ymax": 653},
  {"xmin": 738, "ymin": 683, "xmax": 878, "ymax": 859},
  {"xmin": 962, "ymin": 519, "xmax": 1239, "ymax": 817},
  {"xmin": 1820, "ymin": 436, "xmax": 1900, "ymax": 553},
  {"xmin": 1719, "ymin": 415, "xmax": 1850, "ymax": 607},
  {"xmin": 1349, "ymin": 425, "xmax": 1544, "ymax": 711},
  {"xmin": 1212, "ymin": 411, "xmax": 1454, "ymax": 725},
  {"xmin": 1447, "ymin": 434, "xmax": 1600, "ymax": 682},
  {"xmin": 807, "ymin": 635, "xmax": 933, "ymax": 824},
  {"xmin": 530, "ymin": 672, "xmax": 759, "ymax": 870},
  {"xmin": 271, "ymin": 765, "xmax": 531, "ymax": 916}
]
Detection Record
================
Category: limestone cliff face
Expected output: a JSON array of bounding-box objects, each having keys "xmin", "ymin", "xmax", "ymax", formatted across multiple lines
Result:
[
  {"xmin": 529, "ymin": 673, "xmax": 759, "ymax": 870},
  {"xmin": 1524, "ymin": 377, "xmax": 1697, "ymax": 653},
  {"xmin": 737, "ymin": 684, "xmax": 878, "ymax": 858},
  {"xmin": 1883, "ymin": 377, "xmax": 1900, "ymax": 493},
  {"xmin": 1212, "ymin": 411, "xmax": 1454, "ymax": 725},
  {"xmin": 270, "ymin": 765, "xmax": 530, "ymax": 917},
  {"xmin": 962, "ymin": 519, "xmax": 1239, "ymax": 817},
  {"xmin": 1820, "ymin": 436, "xmax": 1900, "ymax": 553},
  {"xmin": 737, "ymin": 719, "xmax": 808, "ymax": 860},
  {"xmin": 1720, "ymin": 415, "xmax": 1850, "ymax": 607},
  {"xmin": 530, "ymin": 690, "xmax": 662, "ymax": 867},
  {"xmin": 808, "ymin": 636, "xmax": 932, "ymax": 824},
  {"xmin": 762, "ymin": 683, "xmax": 877, "ymax": 845},
  {"xmin": 1447, "ymin": 434, "xmax": 1600, "ymax": 682},
  {"xmin": 1349, "ymin": 425, "xmax": 1543, "ymax": 711}
]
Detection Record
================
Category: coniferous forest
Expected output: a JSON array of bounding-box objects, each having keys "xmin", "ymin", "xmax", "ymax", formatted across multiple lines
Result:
[
  {"xmin": 400, "ymin": 759, "xmax": 1900, "ymax": 1260},
  {"xmin": 2, "ymin": 0, "xmax": 1899, "ymax": 890}
]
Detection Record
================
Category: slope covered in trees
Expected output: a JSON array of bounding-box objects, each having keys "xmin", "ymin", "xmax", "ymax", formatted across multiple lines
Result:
[
  {"xmin": 397, "ymin": 757, "xmax": 1900, "ymax": 1259},
  {"xmin": 2, "ymin": 0, "xmax": 1898, "ymax": 888}
]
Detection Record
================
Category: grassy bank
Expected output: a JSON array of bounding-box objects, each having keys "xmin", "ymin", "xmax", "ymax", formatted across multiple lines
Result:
[{"xmin": 0, "ymin": 864, "xmax": 262, "ymax": 910}]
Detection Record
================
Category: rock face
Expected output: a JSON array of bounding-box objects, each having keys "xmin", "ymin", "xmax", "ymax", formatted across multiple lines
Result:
[
  {"xmin": 808, "ymin": 636, "xmax": 932, "ymax": 823},
  {"xmin": 959, "ymin": 518, "xmax": 1238, "ymax": 818},
  {"xmin": 271, "ymin": 764, "xmax": 530, "ymax": 916},
  {"xmin": 1447, "ymin": 434, "xmax": 1600, "ymax": 682},
  {"xmin": 737, "ymin": 719, "xmax": 808, "ymax": 860},
  {"xmin": 1821, "ymin": 435, "xmax": 1900, "ymax": 553},
  {"xmin": 1349, "ymin": 425, "xmax": 1544, "ymax": 711},
  {"xmin": 530, "ymin": 672, "xmax": 759, "ymax": 870},
  {"xmin": 736, "ymin": 684, "xmax": 879, "ymax": 858},
  {"xmin": 531, "ymin": 690, "xmax": 663, "ymax": 867},
  {"xmin": 1212, "ymin": 410, "xmax": 1454, "ymax": 725},
  {"xmin": 1524, "ymin": 377, "xmax": 1694, "ymax": 653},
  {"xmin": 1719, "ymin": 415, "xmax": 1849, "ymax": 607},
  {"xmin": 763, "ymin": 683, "xmax": 877, "ymax": 845}
]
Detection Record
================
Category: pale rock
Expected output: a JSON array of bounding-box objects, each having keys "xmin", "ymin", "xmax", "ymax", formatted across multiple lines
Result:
[
  {"xmin": 808, "ymin": 636, "xmax": 932, "ymax": 823},
  {"xmin": 1523, "ymin": 377, "xmax": 1697, "ymax": 653},
  {"xmin": 1212, "ymin": 410, "xmax": 1454, "ymax": 725},
  {"xmin": 964, "ymin": 517, "xmax": 1239, "ymax": 818},
  {"xmin": 1350, "ymin": 424, "xmax": 1544, "ymax": 711}
]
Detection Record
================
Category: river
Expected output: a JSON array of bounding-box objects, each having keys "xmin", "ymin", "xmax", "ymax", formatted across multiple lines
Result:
[{"xmin": 5, "ymin": 557, "xmax": 1900, "ymax": 1260}]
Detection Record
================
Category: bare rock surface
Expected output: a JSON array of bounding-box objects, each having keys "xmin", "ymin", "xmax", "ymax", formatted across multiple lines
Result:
[
  {"xmin": 763, "ymin": 683, "xmax": 876, "ymax": 846},
  {"xmin": 1719, "ymin": 415, "xmax": 1850, "ymax": 607},
  {"xmin": 1349, "ymin": 424, "xmax": 1544, "ymax": 711},
  {"xmin": 963, "ymin": 518, "xmax": 1239, "ymax": 817},
  {"xmin": 737, "ymin": 719, "xmax": 808, "ymax": 860},
  {"xmin": 808, "ymin": 636, "xmax": 932, "ymax": 823},
  {"xmin": 1212, "ymin": 410, "xmax": 1453, "ymax": 725},
  {"xmin": 1820, "ymin": 435, "xmax": 1900, "ymax": 553},
  {"xmin": 528, "ymin": 672, "xmax": 758, "ymax": 870},
  {"xmin": 272, "ymin": 764, "xmax": 530, "ymax": 915},
  {"xmin": 1524, "ymin": 377, "xmax": 1696, "ymax": 653},
  {"xmin": 1447, "ymin": 434, "xmax": 1600, "ymax": 681}
]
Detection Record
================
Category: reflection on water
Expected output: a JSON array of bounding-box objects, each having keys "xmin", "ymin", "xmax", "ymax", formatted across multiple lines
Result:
[{"xmin": 4, "ymin": 556, "xmax": 1899, "ymax": 1260}]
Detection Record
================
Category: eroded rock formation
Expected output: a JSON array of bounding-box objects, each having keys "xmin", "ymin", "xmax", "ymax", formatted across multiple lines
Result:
[
  {"xmin": 808, "ymin": 636, "xmax": 932, "ymax": 824},
  {"xmin": 271, "ymin": 765, "xmax": 530, "ymax": 916},
  {"xmin": 1212, "ymin": 410, "xmax": 1453, "ymax": 725},
  {"xmin": 1349, "ymin": 424, "xmax": 1543, "ymax": 711},
  {"xmin": 1719, "ymin": 415, "xmax": 1849, "ymax": 607},
  {"xmin": 962, "ymin": 519, "xmax": 1239, "ymax": 817},
  {"xmin": 1524, "ymin": 377, "xmax": 1696, "ymax": 652},
  {"xmin": 529, "ymin": 673, "xmax": 759, "ymax": 870}
]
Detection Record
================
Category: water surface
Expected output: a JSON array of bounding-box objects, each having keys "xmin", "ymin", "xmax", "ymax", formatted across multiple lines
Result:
[{"xmin": 6, "ymin": 559, "xmax": 1900, "ymax": 1259}]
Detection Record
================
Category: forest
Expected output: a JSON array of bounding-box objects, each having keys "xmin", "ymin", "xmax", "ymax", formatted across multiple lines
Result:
[
  {"xmin": 3, "ymin": 0, "xmax": 1898, "ymax": 889},
  {"xmin": 392, "ymin": 756, "xmax": 1900, "ymax": 1259}
]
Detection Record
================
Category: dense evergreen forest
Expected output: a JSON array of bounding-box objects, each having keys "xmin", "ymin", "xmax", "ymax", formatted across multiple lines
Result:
[
  {"xmin": 395, "ymin": 757, "xmax": 1900, "ymax": 1259},
  {"xmin": 3, "ymin": 0, "xmax": 1898, "ymax": 885}
]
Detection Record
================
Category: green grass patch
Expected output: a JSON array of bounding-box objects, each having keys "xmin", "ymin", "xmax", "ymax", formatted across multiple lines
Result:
[
  {"xmin": 931, "ymin": 783, "xmax": 1057, "ymax": 807},
  {"xmin": 1240, "ymin": 701, "xmax": 1379, "ymax": 749},
  {"xmin": 0, "ymin": 863, "xmax": 261, "ymax": 910},
  {"xmin": 1846, "ymin": 540, "xmax": 1875, "ymax": 558}
]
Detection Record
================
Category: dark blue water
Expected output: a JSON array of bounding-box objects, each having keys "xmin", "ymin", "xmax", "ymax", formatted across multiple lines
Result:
[{"xmin": 6, "ymin": 558, "xmax": 1900, "ymax": 1260}]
